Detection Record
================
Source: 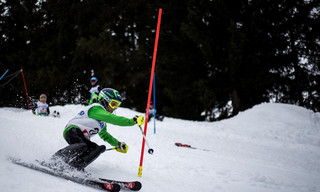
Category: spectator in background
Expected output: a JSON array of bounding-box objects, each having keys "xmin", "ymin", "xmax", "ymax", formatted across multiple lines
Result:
[
  {"xmin": 32, "ymin": 94, "xmax": 50, "ymax": 116},
  {"xmin": 148, "ymin": 102, "xmax": 164, "ymax": 122},
  {"xmin": 89, "ymin": 77, "xmax": 101, "ymax": 104}
]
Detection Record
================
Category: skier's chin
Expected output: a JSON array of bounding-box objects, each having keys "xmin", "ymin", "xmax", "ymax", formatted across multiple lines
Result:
[{"xmin": 107, "ymin": 106, "xmax": 115, "ymax": 113}]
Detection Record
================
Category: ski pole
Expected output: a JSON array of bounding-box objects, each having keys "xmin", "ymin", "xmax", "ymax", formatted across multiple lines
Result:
[
  {"xmin": 105, "ymin": 147, "xmax": 117, "ymax": 151},
  {"xmin": 138, "ymin": 125, "xmax": 154, "ymax": 154}
]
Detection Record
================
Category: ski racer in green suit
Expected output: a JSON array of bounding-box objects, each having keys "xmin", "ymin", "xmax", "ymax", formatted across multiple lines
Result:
[{"xmin": 52, "ymin": 88, "xmax": 145, "ymax": 170}]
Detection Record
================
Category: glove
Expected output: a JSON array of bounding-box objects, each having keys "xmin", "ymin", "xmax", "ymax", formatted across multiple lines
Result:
[
  {"xmin": 116, "ymin": 142, "xmax": 128, "ymax": 153},
  {"xmin": 133, "ymin": 115, "xmax": 145, "ymax": 126}
]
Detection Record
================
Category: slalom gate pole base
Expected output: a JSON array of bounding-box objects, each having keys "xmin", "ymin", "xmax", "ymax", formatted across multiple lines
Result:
[{"xmin": 138, "ymin": 166, "xmax": 143, "ymax": 177}]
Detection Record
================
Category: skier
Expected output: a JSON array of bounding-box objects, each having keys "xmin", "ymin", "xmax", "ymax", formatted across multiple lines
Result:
[
  {"xmin": 89, "ymin": 77, "xmax": 101, "ymax": 104},
  {"xmin": 52, "ymin": 88, "xmax": 145, "ymax": 171},
  {"xmin": 31, "ymin": 94, "xmax": 50, "ymax": 116}
]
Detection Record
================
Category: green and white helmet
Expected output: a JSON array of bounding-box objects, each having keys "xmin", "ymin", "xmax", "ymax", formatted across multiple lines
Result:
[{"xmin": 98, "ymin": 88, "xmax": 122, "ymax": 110}]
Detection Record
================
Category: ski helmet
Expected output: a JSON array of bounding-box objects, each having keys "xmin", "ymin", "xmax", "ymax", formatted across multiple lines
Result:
[
  {"xmin": 98, "ymin": 88, "xmax": 122, "ymax": 110},
  {"xmin": 90, "ymin": 77, "xmax": 98, "ymax": 86},
  {"xmin": 39, "ymin": 94, "xmax": 47, "ymax": 101}
]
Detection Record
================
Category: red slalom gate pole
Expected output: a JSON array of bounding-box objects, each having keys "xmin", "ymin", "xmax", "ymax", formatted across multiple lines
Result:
[
  {"xmin": 21, "ymin": 67, "xmax": 30, "ymax": 110},
  {"xmin": 138, "ymin": 8, "xmax": 162, "ymax": 177}
]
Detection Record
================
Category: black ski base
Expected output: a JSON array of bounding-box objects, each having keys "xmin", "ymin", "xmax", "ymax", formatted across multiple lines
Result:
[{"xmin": 8, "ymin": 157, "xmax": 139, "ymax": 192}]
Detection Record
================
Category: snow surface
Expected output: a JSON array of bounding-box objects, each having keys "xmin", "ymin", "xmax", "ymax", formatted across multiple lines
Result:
[{"xmin": 1, "ymin": 103, "xmax": 320, "ymax": 192}]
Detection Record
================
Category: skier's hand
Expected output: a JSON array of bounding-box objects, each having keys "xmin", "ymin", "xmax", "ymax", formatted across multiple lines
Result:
[
  {"xmin": 133, "ymin": 115, "xmax": 145, "ymax": 126},
  {"xmin": 116, "ymin": 142, "xmax": 129, "ymax": 153}
]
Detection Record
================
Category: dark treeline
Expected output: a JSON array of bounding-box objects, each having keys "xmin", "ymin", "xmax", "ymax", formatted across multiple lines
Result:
[{"xmin": 1, "ymin": 0, "xmax": 319, "ymax": 121}]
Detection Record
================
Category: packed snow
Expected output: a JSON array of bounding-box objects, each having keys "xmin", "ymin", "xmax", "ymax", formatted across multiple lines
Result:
[{"xmin": 0, "ymin": 103, "xmax": 320, "ymax": 192}]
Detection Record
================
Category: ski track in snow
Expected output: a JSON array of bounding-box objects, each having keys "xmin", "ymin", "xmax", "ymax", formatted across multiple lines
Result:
[{"xmin": 0, "ymin": 103, "xmax": 320, "ymax": 192}]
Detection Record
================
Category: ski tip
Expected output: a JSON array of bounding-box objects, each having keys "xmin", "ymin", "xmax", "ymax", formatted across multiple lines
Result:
[
  {"xmin": 104, "ymin": 183, "xmax": 120, "ymax": 192},
  {"xmin": 124, "ymin": 181, "xmax": 142, "ymax": 191},
  {"xmin": 131, "ymin": 181, "xmax": 142, "ymax": 191},
  {"xmin": 99, "ymin": 178, "xmax": 142, "ymax": 191}
]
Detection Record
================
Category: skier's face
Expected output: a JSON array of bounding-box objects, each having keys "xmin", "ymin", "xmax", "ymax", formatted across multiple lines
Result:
[
  {"xmin": 40, "ymin": 96, "xmax": 46, "ymax": 103},
  {"xmin": 107, "ymin": 105, "xmax": 115, "ymax": 113},
  {"xmin": 91, "ymin": 80, "xmax": 96, "ymax": 86}
]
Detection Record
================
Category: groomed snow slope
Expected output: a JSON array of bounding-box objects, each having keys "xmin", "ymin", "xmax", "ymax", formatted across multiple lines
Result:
[{"xmin": 0, "ymin": 103, "xmax": 319, "ymax": 192}]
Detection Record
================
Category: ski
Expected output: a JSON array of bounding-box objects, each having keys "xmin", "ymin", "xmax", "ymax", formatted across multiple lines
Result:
[
  {"xmin": 8, "ymin": 157, "xmax": 120, "ymax": 192},
  {"xmin": 98, "ymin": 178, "xmax": 142, "ymax": 191},
  {"xmin": 175, "ymin": 142, "xmax": 211, "ymax": 152},
  {"xmin": 175, "ymin": 142, "xmax": 197, "ymax": 149}
]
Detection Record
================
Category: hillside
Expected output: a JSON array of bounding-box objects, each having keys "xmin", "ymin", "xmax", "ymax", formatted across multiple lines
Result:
[{"xmin": 0, "ymin": 103, "xmax": 319, "ymax": 192}]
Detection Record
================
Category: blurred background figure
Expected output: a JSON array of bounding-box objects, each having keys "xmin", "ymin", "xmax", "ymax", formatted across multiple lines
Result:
[
  {"xmin": 32, "ymin": 94, "xmax": 50, "ymax": 116},
  {"xmin": 148, "ymin": 101, "xmax": 164, "ymax": 122},
  {"xmin": 89, "ymin": 77, "xmax": 101, "ymax": 104}
]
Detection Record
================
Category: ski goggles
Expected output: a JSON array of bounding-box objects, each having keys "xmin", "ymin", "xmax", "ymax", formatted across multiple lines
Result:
[
  {"xmin": 40, "ymin": 95, "xmax": 47, "ymax": 101},
  {"xmin": 108, "ymin": 99, "xmax": 121, "ymax": 109}
]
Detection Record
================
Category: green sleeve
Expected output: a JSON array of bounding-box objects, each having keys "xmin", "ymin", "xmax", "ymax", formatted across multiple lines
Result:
[
  {"xmin": 98, "ymin": 126, "xmax": 119, "ymax": 146},
  {"xmin": 88, "ymin": 105, "xmax": 135, "ymax": 146},
  {"xmin": 88, "ymin": 105, "xmax": 135, "ymax": 126}
]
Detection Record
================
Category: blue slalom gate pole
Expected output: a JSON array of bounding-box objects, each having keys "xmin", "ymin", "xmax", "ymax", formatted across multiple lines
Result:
[
  {"xmin": 153, "ymin": 72, "xmax": 156, "ymax": 134},
  {"xmin": 0, "ymin": 69, "xmax": 9, "ymax": 80}
]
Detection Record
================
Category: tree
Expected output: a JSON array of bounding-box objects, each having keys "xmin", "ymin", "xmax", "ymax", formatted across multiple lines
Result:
[{"xmin": 1, "ymin": 0, "xmax": 319, "ymax": 121}]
